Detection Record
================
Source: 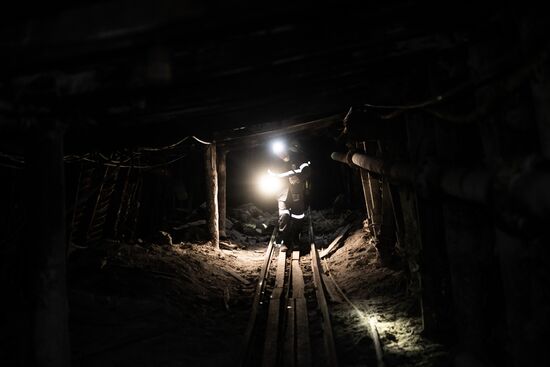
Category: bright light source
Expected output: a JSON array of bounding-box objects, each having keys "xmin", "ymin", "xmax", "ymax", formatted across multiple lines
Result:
[
  {"xmin": 258, "ymin": 174, "xmax": 282, "ymax": 196},
  {"xmin": 271, "ymin": 140, "xmax": 285, "ymax": 155}
]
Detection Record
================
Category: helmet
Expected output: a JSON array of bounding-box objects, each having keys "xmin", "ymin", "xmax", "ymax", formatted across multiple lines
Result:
[{"xmin": 271, "ymin": 139, "xmax": 300, "ymax": 155}]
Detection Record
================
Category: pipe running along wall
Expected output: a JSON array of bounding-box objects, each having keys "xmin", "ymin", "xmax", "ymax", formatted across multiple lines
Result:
[{"xmin": 331, "ymin": 151, "xmax": 550, "ymax": 224}]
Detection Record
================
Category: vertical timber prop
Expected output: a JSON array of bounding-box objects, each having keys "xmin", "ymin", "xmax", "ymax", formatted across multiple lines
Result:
[
  {"xmin": 379, "ymin": 177, "xmax": 397, "ymax": 261},
  {"xmin": 364, "ymin": 143, "xmax": 382, "ymax": 240},
  {"xmin": 358, "ymin": 142, "xmax": 375, "ymax": 226},
  {"xmin": 21, "ymin": 124, "xmax": 70, "ymax": 366},
  {"xmin": 217, "ymin": 148, "xmax": 227, "ymax": 238},
  {"xmin": 205, "ymin": 143, "xmax": 220, "ymax": 249},
  {"xmin": 364, "ymin": 141, "xmax": 392, "ymax": 264}
]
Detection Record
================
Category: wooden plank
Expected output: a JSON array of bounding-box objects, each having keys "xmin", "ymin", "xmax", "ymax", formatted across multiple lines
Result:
[
  {"xmin": 283, "ymin": 299, "xmax": 296, "ymax": 367},
  {"xmin": 262, "ymin": 298, "xmax": 282, "ymax": 367},
  {"xmin": 291, "ymin": 251, "xmax": 305, "ymax": 298},
  {"xmin": 275, "ymin": 250, "xmax": 287, "ymax": 288},
  {"xmin": 295, "ymin": 298, "xmax": 311, "ymax": 367},
  {"xmin": 262, "ymin": 250, "xmax": 287, "ymax": 367},
  {"xmin": 319, "ymin": 224, "xmax": 351, "ymax": 259},
  {"xmin": 289, "ymin": 251, "xmax": 311, "ymax": 367},
  {"xmin": 311, "ymin": 244, "xmax": 338, "ymax": 367}
]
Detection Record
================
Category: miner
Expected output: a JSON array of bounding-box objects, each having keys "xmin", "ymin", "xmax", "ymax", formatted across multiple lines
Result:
[{"xmin": 268, "ymin": 139, "xmax": 311, "ymax": 252}]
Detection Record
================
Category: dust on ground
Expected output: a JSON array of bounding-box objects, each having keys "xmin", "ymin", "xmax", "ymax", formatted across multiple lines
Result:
[
  {"xmin": 68, "ymin": 203, "xmax": 448, "ymax": 366},
  {"xmin": 68, "ymin": 221, "xmax": 270, "ymax": 365},
  {"xmin": 326, "ymin": 227, "xmax": 450, "ymax": 367}
]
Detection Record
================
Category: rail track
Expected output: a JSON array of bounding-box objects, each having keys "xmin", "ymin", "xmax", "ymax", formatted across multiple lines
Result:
[
  {"xmin": 239, "ymin": 217, "xmax": 339, "ymax": 367},
  {"xmin": 240, "ymin": 213, "xmax": 387, "ymax": 367}
]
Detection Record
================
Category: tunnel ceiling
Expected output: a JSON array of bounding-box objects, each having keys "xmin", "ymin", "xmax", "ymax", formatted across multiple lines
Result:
[{"xmin": 0, "ymin": 0, "xmax": 511, "ymax": 151}]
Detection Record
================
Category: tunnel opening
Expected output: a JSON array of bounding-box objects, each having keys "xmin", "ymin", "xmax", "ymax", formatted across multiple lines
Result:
[{"xmin": 0, "ymin": 121, "xmax": 449, "ymax": 367}]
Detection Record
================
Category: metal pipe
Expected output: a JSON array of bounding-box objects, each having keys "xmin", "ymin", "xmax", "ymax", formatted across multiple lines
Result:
[
  {"xmin": 332, "ymin": 151, "xmax": 550, "ymax": 222},
  {"xmin": 331, "ymin": 151, "xmax": 415, "ymax": 182},
  {"xmin": 331, "ymin": 151, "xmax": 353, "ymax": 166},
  {"xmin": 351, "ymin": 153, "xmax": 416, "ymax": 183},
  {"xmin": 333, "ymin": 151, "xmax": 487, "ymax": 202},
  {"xmin": 333, "ymin": 150, "xmax": 489, "ymax": 202}
]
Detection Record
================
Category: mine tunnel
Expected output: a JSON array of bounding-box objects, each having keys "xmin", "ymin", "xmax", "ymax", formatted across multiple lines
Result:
[{"xmin": 1, "ymin": 1, "xmax": 550, "ymax": 367}]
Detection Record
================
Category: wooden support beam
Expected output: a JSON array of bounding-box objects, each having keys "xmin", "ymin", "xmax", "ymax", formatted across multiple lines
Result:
[
  {"xmin": 359, "ymin": 168, "xmax": 373, "ymax": 219},
  {"xmin": 216, "ymin": 114, "xmax": 341, "ymax": 152},
  {"xmin": 358, "ymin": 142, "xmax": 375, "ymax": 224},
  {"xmin": 205, "ymin": 143, "xmax": 219, "ymax": 249},
  {"xmin": 351, "ymin": 142, "xmax": 385, "ymax": 241},
  {"xmin": 378, "ymin": 178, "xmax": 397, "ymax": 262},
  {"xmin": 217, "ymin": 149, "xmax": 227, "ymax": 238},
  {"xmin": 283, "ymin": 298, "xmax": 296, "ymax": 367},
  {"xmin": 20, "ymin": 125, "xmax": 70, "ymax": 366}
]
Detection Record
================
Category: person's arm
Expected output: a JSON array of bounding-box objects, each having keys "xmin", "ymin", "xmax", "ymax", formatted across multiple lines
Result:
[
  {"xmin": 300, "ymin": 161, "xmax": 311, "ymax": 180},
  {"xmin": 267, "ymin": 168, "xmax": 294, "ymax": 178},
  {"xmin": 267, "ymin": 161, "xmax": 310, "ymax": 178}
]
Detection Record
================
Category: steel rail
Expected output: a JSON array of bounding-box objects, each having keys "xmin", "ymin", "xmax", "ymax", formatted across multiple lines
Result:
[
  {"xmin": 309, "ymin": 212, "xmax": 339, "ymax": 367},
  {"xmin": 239, "ymin": 227, "xmax": 277, "ymax": 366},
  {"xmin": 242, "ymin": 213, "xmax": 340, "ymax": 367}
]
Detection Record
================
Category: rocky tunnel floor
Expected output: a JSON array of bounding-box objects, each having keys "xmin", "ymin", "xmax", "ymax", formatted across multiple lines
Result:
[
  {"xmin": 327, "ymin": 230, "xmax": 450, "ymax": 367},
  {"xmin": 68, "ymin": 241, "xmax": 259, "ymax": 367},
  {"xmin": 67, "ymin": 204, "xmax": 449, "ymax": 366}
]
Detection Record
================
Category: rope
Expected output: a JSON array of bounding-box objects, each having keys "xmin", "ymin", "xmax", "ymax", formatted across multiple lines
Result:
[{"xmin": 0, "ymin": 134, "xmax": 211, "ymax": 169}]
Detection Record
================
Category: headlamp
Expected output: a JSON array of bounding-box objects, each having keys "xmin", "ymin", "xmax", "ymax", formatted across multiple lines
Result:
[{"xmin": 271, "ymin": 140, "xmax": 285, "ymax": 155}]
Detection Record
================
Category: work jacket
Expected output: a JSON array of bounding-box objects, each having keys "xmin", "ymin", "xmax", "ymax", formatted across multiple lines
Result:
[{"xmin": 268, "ymin": 153, "xmax": 311, "ymax": 211}]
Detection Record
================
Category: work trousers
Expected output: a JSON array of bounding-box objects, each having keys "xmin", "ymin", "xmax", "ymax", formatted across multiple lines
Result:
[{"xmin": 277, "ymin": 200, "xmax": 305, "ymax": 246}]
